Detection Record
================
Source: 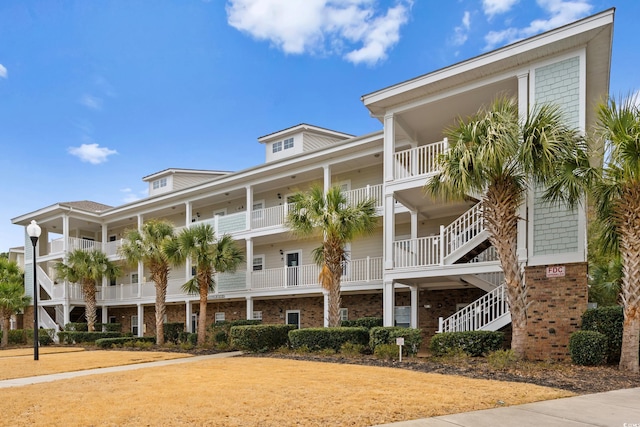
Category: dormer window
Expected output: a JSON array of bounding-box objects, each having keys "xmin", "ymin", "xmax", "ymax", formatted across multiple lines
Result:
[
  {"xmin": 272, "ymin": 141, "xmax": 282, "ymax": 153},
  {"xmin": 284, "ymin": 137, "xmax": 294, "ymax": 150},
  {"xmin": 152, "ymin": 178, "xmax": 167, "ymax": 190}
]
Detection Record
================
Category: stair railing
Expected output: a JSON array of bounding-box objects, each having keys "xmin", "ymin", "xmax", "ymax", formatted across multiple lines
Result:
[{"xmin": 438, "ymin": 283, "xmax": 509, "ymax": 333}]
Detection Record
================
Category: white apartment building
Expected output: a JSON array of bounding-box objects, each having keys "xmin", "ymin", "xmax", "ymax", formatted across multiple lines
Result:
[{"xmin": 12, "ymin": 10, "xmax": 613, "ymax": 353}]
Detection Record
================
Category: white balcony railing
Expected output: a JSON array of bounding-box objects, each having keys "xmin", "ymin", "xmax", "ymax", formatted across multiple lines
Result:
[
  {"xmin": 394, "ymin": 139, "xmax": 447, "ymax": 180},
  {"xmin": 344, "ymin": 184, "xmax": 383, "ymax": 208},
  {"xmin": 393, "ymin": 236, "xmax": 440, "ymax": 268}
]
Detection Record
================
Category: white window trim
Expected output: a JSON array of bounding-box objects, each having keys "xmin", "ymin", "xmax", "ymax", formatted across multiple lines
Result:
[
  {"xmin": 252, "ymin": 311, "xmax": 263, "ymax": 320},
  {"xmin": 252, "ymin": 199, "xmax": 265, "ymax": 220},
  {"xmin": 215, "ymin": 312, "xmax": 225, "ymax": 323},
  {"xmin": 272, "ymin": 141, "xmax": 282, "ymax": 153},
  {"xmin": 130, "ymin": 273, "xmax": 139, "ymax": 284},
  {"xmin": 252, "ymin": 254, "xmax": 265, "ymax": 271},
  {"xmin": 283, "ymin": 137, "xmax": 294, "ymax": 150},
  {"xmin": 339, "ymin": 308, "xmax": 348, "ymax": 321},
  {"xmin": 286, "ymin": 310, "xmax": 301, "ymax": 329},
  {"xmin": 131, "ymin": 315, "xmax": 139, "ymax": 334}
]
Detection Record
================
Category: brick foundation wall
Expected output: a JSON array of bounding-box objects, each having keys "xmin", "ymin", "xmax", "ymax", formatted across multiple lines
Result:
[{"xmin": 524, "ymin": 262, "xmax": 588, "ymax": 360}]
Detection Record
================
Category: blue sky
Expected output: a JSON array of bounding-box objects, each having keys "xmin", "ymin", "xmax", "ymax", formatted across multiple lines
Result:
[{"xmin": 0, "ymin": 0, "xmax": 637, "ymax": 251}]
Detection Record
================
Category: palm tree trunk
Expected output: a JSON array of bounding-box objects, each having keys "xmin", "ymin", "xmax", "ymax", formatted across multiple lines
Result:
[
  {"xmin": 618, "ymin": 195, "xmax": 640, "ymax": 373},
  {"xmin": 1, "ymin": 314, "xmax": 9, "ymax": 347},
  {"xmin": 153, "ymin": 267, "xmax": 168, "ymax": 346},
  {"xmin": 325, "ymin": 242, "xmax": 343, "ymax": 327},
  {"xmin": 197, "ymin": 281, "xmax": 208, "ymax": 346},
  {"xmin": 483, "ymin": 183, "xmax": 527, "ymax": 358},
  {"xmin": 83, "ymin": 281, "xmax": 98, "ymax": 332}
]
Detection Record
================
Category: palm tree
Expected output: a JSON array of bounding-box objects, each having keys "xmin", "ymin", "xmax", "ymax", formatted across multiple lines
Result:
[
  {"xmin": 165, "ymin": 224, "xmax": 243, "ymax": 346},
  {"xmin": 287, "ymin": 185, "xmax": 377, "ymax": 327},
  {"xmin": 0, "ymin": 258, "xmax": 30, "ymax": 347},
  {"xmin": 547, "ymin": 95, "xmax": 640, "ymax": 373},
  {"xmin": 55, "ymin": 250, "xmax": 120, "ymax": 332},
  {"xmin": 425, "ymin": 96, "xmax": 581, "ymax": 358},
  {"xmin": 119, "ymin": 219, "xmax": 176, "ymax": 345}
]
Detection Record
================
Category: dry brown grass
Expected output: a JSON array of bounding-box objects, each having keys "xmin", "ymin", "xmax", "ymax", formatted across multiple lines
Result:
[
  {"xmin": 0, "ymin": 352, "xmax": 572, "ymax": 427},
  {"xmin": 0, "ymin": 348, "xmax": 188, "ymax": 380}
]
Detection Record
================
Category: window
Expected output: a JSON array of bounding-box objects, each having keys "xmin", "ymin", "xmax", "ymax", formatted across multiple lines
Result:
[
  {"xmin": 252, "ymin": 200, "xmax": 265, "ymax": 220},
  {"xmin": 286, "ymin": 310, "xmax": 300, "ymax": 329},
  {"xmin": 213, "ymin": 208, "xmax": 227, "ymax": 217},
  {"xmin": 152, "ymin": 177, "xmax": 167, "ymax": 189},
  {"xmin": 215, "ymin": 312, "xmax": 225, "ymax": 323},
  {"xmin": 252, "ymin": 255, "xmax": 265, "ymax": 271},
  {"xmin": 339, "ymin": 308, "xmax": 348, "ymax": 322},
  {"xmin": 131, "ymin": 273, "xmax": 139, "ymax": 284},
  {"xmin": 131, "ymin": 315, "xmax": 139, "ymax": 335},
  {"xmin": 191, "ymin": 266, "xmax": 197, "ymax": 276},
  {"xmin": 191, "ymin": 314, "xmax": 198, "ymax": 333},
  {"xmin": 272, "ymin": 141, "xmax": 282, "ymax": 153},
  {"xmin": 108, "ymin": 235, "xmax": 117, "ymax": 242},
  {"xmin": 108, "ymin": 316, "xmax": 117, "ymax": 324},
  {"xmin": 110, "ymin": 277, "xmax": 117, "ymax": 286},
  {"xmin": 283, "ymin": 137, "xmax": 294, "ymax": 150},
  {"xmin": 253, "ymin": 311, "xmax": 263, "ymax": 321},
  {"xmin": 394, "ymin": 306, "xmax": 411, "ymax": 328}
]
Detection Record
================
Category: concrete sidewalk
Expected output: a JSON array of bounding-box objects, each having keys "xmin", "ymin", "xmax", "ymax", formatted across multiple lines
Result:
[
  {"xmin": 375, "ymin": 387, "xmax": 640, "ymax": 427},
  {"xmin": 0, "ymin": 351, "xmax": 243, "ymax": 389}
]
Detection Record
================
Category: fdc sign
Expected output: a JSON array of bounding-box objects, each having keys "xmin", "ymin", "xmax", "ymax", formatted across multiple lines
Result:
[{"xmin": 546, "ymin": 265, "xmax": 566, "ymax": 278}]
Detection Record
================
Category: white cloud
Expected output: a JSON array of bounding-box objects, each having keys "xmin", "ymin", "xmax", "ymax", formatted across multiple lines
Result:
[
  {"xmin": 484, "ymin": 0, "xmax": 592, "ymax": 50},
  {"xmin": 79, "ymin": 94, "xmax": 103, "ymax": 110},
  {"xmin": 121, "ymin": 187, "xmax": 146, "ymax": 203},
  {"xmin": 68, "ymin": 143, "xmax": 117, "ymax": 164},
  {"xmin": 226, "ymin": 0, "xmax": 413, "ymax": 65},
  {"xmin": 482, "ymin": 0, "xmax": 519, "ymax": 18},
  {"xmin": 451, "ymin": 11, "xmax": 471, "ymax": 46},
  {"xmin": 0, "ymin": 64, "xmax": 7, "ymax": 78}
]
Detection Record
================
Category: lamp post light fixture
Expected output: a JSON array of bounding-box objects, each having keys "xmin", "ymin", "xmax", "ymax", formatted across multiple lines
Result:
[{"xmin": 26, "ymin": 220, "xmax": 41, "ymax": 361}]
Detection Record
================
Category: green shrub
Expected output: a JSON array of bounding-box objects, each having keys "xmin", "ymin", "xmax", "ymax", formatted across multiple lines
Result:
[
  {"xmin": 289, "ymin": 327, "xmax": 369, "ymax": 352},
  {"xmin": 24, "ymin": 329, "xmax": 55, "ymax": 346},
  {"xmin": 163, "ymin": 323, "xmax": 185, "ymax": 344},
  {"xmin": 340, "ymin": 342, "xmax": 366, "ymax": 357},
  {"xmin": 373, "ymin": 344, "xmax": 399, "ymax": 360},
  {"xmin": 340, "ymin": 317, "xmax": 383, "ymax": 329},
  {"xmin": 58, "ymin": 331, "xmax": 121, "ymax": 344},
  {"xmin": 429, "ymin": 331, "xmax": 504, "ymax": 357},
  {"xmin": 369, "ymin": 327, "xmax": 423, "ymax": 357},
  {"xmin": 4, "ymin": 329, "xmax": 27, "ymax": 345},
  {"xmin": 487, "ymin": 349, "xmax": 518, "ymax": 370},
  {"xmin": 95, "ymin": 336, "xmax": 156, "ymax": 349},
  {"xmin": 65, "ymin": 322, "xmax": 88, "ymax": 332},
  {"xmin": 97, "ymin": 323, "xmax": 122, "ymax": 332},
  {"xmin": 569, "ymin": 331, "xmax": 608, "ymax": 366},
  {"xmin": 230, "ymin": 324, "xmax": 294, "ymax": 353},
  {"xmin": 210, "ymin": 319, "xmax": 262, "ymax": 346},
  {"xmin": 581, "ymin": 306, "xmax": 623, "ymax": 363}
]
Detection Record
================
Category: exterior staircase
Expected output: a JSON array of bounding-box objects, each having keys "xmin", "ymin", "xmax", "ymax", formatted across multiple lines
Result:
[{"xmin": 438, "ymin": 283, "xmax": 511, "ymax": 333}]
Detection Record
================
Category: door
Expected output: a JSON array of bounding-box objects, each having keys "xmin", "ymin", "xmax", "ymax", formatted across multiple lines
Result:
[
  {"xmin": 286, "ymin": 310, "xmax": 300, "ymax": 329},
  {"xmin": 286, "ymin": 251, "xmax": 300, "ymax": 287}
]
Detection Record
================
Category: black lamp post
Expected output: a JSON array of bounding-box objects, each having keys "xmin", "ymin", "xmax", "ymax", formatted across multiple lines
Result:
[{"xmin": 27, "ymin": 220, "xmax": 41, "ymax": 361}]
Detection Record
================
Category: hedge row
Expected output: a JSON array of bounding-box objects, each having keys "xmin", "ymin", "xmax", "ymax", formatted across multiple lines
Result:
[
  {"xmin": 58, "ymin": 331, "xmax": 121, "ymax": 344},
  {"xmin": 289, "ymin": 327, "xmax": 369, "ymax": 352},
  {"xmin": 230, "ymin": 324, "xmax": 294, "ymax": 352},
  {"xmin": 0, "ymin": 329, "xmax": 55, "ymax": 346},
  {"xmin": 429, "ymin": 331, "xmax": 504, "ymax": 357},
  {"xmin": 95, "ymin": 336, "xmax": 156, "ymax": 348},
  {"xmin": 340, "ymin": 317, "xmax": 383, "ymax": 329},
  {"xmin": 64, "ymin": 322, "xmax": 122, "ymax": 332}
]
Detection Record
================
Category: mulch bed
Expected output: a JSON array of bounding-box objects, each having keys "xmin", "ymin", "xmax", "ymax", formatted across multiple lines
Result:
[{"xmin": 248, "ymin": 352, "xmax": 640, "ymax": 395}]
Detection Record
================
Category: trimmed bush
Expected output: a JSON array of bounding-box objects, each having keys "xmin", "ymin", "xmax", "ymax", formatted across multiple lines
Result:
[
  {"xmin": 340, "ymin": 342, "xmax": 366, "ymax": 357},
  {"xmin": 369, "ymin": 327, "xmax": 423, "ymax": 357},
  {"xmin": 23, "ymin": 329, "xmax": 55, "ymax": 346},
  {"xmin": 340, "ymin": 317, "xmax": 383, "ymax": 329},
  {"xmin": 65, "ymin": 322, "xmax": 89, "ymax": 331},
  {"xmin": 64, "ymin": 322, "xmax": 121, "ymax": 332},
  {"xmin": 429, "ymin": 331, "xmax": 504, "ymax": 357},
  {"xmin": 177, "ymin": 332, "xmax": 198, "ymax": 346},
  {"xmin": 230, "ymin": 324, "xmax": 294, "ymax": 353},
  {"xmin": 163, "ymin": 323, "xmax": 185, "ymax": 344},
  {"xmin": 97, "ymin": 323, "xmax": 122, "ymax": 333},
  {"xmin": 0, "ymin": 329, "xmax": 28, "ymax": 345},
  {"xmin": 289, "ymin": 327, "xmax": 369, "ymax": 352},
  {"xmin": 581, "ymin": 306, "xmax": 623, "ymax": 363},
  {"xmin": 58, "ymin": 331, "xmax": 121, "ymax": 344},
  {"xmin": 373, "ymin": 344, "xmax": 399, "ymax": 360},
  {"xmin": 569, "ymin": 330, "xmax": 608, "ymax": 366},
  {"xmin": 210, "ymin": 319, "xmax": 262, "ymax": 347},
  {"xmin": 95, "ymin": 336, "xmax": 156, "ymax": 349}
]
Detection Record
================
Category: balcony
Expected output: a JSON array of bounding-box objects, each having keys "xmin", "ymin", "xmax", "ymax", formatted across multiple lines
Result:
[{"xmin": 393, "ymin": 139, "xmax": 447, "ymax": 181}]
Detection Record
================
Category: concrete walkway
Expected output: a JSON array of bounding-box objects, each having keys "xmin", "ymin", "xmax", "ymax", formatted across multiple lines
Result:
[
  {"xmin": 375, "ymin": 387, "xmax": 640, "ymax": 427},
  {"xmin": 0, "ymin": 351, "xmax": 243, "ymax": 389}
]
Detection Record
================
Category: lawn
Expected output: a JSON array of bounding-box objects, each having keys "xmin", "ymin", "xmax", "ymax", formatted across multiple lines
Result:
[{"xmin": 0, "ymin": 349, "xmax": 572, "ymax": 426}]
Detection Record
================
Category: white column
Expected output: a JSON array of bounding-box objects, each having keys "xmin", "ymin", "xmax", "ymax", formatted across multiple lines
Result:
[
  {"xmin": 62, "ymin": 214, "xmax": 69, "ymax": 254},
  {"xmin": 383, "ymin": 193, "xmax": 395, "ymax": 270},
  {"xmin": 101, "ymin": 306, "xmax": 108, "ymax": 326},
  {"xmin": 137, "ymin": 304, "xmax": 144, "ymax": 337},
  {"xmin": 246, "ymin": 185, "xmax": 253, "ymax": 230},
  {"xmin": 410, "ymin": 210, "xmax": 418, "ymax": 240},
  {"xmin": 383, "ymin": 280, "xmax": 395, "ymax": 327},
  {"xmin": 63, "ymin": 302, "xmax": 71, "ymax": 326},
  {"xmin": 410, "ymin": 286, "xmax": 418, "ymax": 329},
  {"xmin": 185, "ymin": 201, "xmax": 192, "ymax": 226},
  {"xmin": 384, "ymin": 113, "xmax": 395, "ymax": 182},
  {"xmin": 323, "ymin": 164, "xmax": 331, "ymax": 193},
  {"xmin": 517, "ymin": 71, "xmax": 529, "ymax": 261},
  {"xmin": 185, "ymin": 300, "xmax": 193, "ymax": 333},
  {"xmin": 246, "ymin": 296, "xmax": 254, "ymax": 320},
  {"xmin": 323, "ymin": 291, "xmax": 330, "ymax": 327},
  {"xmin": 101, "ymin": 224, "xmax": 107, "ymax": 251},
  {"xmin": 245, "ymin": 238, "xmax": 253, "ymax": 290}
]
